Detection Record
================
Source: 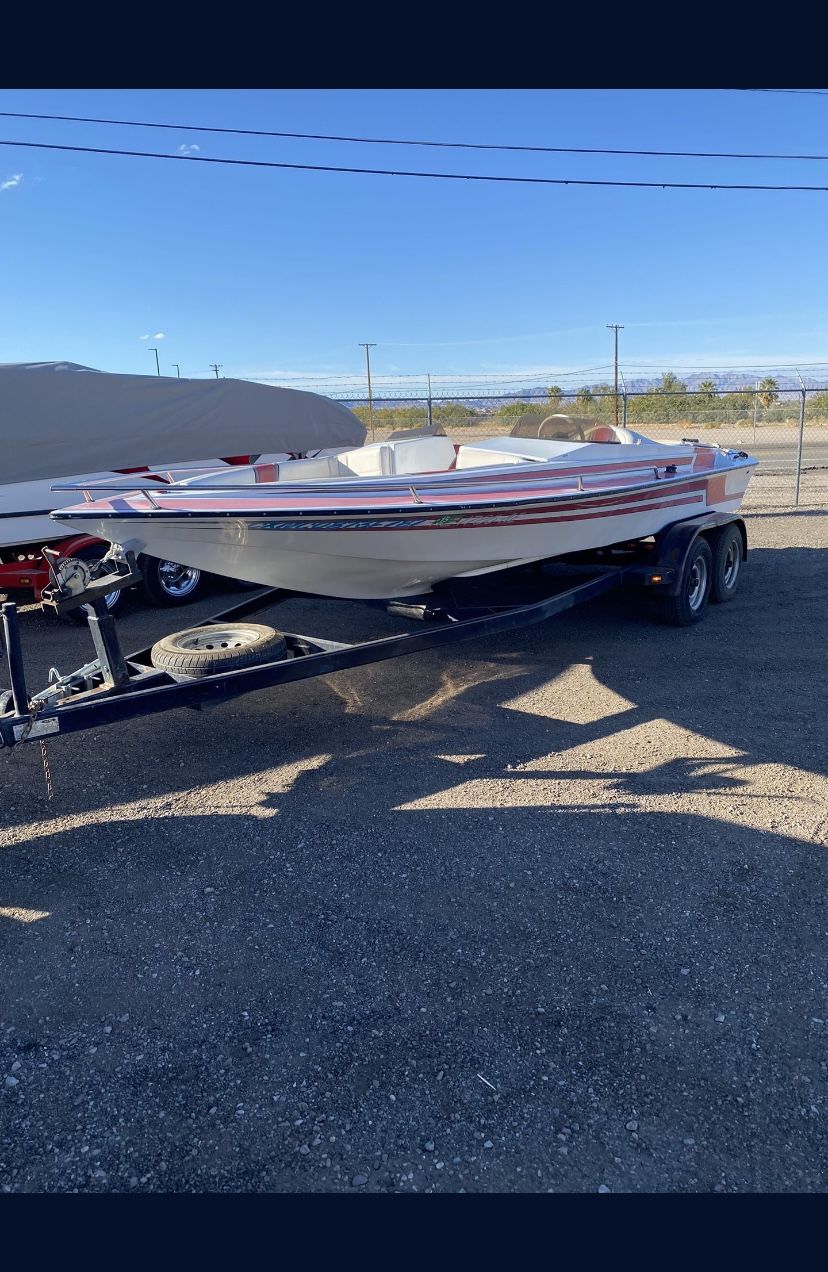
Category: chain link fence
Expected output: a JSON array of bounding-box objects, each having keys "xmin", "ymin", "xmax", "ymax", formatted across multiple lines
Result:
[{"xmin": 341, "ymin": 387, "xmax": 828, "ymax": 508}]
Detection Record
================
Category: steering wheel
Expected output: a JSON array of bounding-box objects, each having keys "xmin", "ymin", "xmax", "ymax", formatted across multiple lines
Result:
[{"xmin": 540, "ymin": 414, "xmax": 585, "ymax": 440}]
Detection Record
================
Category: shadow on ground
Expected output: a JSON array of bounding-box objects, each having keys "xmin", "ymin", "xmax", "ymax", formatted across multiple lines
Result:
[{"xmin": 1, "ymin": 539, "xmax": 826, "ymax": 1191}]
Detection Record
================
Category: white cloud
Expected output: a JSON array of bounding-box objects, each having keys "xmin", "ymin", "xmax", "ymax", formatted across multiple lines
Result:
[
  {"xmin": 154, "ymin": 332, "xmax": 166, "ymax": 340},
  {"xmin": 139, "ymin": 334, "xmax": 149, "ymax": 340},
  {"xmin": 0, "ymin": 173, "xmax": 23, "ymax": 192},
  {"xmin": 178, "ymin": 144, "xmax": 200, "ymax": 156}
]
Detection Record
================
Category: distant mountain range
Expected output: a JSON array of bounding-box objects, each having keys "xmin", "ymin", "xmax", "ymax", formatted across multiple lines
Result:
[{"xmin": 618, "ymin": 371, "xmax": 824, "ymax": 394}]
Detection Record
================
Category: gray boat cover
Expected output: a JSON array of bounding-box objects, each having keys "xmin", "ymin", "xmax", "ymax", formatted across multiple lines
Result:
[{"xmin": 0, "ymin": 362, "xmax": 365, "ymax": 483}]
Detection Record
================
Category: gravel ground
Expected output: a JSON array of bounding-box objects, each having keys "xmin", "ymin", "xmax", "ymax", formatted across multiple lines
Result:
[{"xmin": 1, "ymin": 503, "xmax": 826, "ymax": 1193}]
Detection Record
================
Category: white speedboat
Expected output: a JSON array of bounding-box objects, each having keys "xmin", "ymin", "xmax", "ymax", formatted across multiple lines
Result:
[{"xmin": 52, "ymin": 418, "xmax": 757, "ymax": 600}]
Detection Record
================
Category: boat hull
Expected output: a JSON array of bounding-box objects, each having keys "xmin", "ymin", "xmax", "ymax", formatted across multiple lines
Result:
[{"xmin": 55, "ymin": 464, "xmax": 754, "ymax": 599}]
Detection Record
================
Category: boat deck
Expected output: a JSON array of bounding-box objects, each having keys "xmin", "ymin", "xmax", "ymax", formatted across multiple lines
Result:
[{"xmin": 56, "ymin": 450, "xmax": 725, "ymax": 519}]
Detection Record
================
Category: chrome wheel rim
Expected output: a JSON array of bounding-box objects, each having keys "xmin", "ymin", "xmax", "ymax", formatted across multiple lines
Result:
[
  {"xmin": 722, "ymin": 542, "xmax": 740, "ymax": 589},
  {"xmin": 158, "ymin": 561, "xmax": 201, "ymax": 599},
  {"xmin": 688, "ymin": 555, "xmax": 708, "ymax": 611},
  {"xmin": 175, "ymin": 626, "xmax": 261, "ymax": 652}
]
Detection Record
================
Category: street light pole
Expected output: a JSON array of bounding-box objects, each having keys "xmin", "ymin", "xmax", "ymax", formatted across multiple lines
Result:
[
  {"xmin": 607, "ymin": 324, "xmax": 624, "ymax": 426},
  {"xmin": 359, "ymin": 343, "xmax": 377, "ymax": 441},
  {"xmin": 149, "ymin": 347, "xmax": 160, "ymax": 376},
  {"xmin": 172, "ymin": 363, "xmax": 181, "ymax": 378}
]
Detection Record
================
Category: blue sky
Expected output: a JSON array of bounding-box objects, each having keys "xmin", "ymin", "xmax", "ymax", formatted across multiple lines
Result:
[{"xmin": 1, "ymin": 88, "xmax": 827, "ymax": 392}]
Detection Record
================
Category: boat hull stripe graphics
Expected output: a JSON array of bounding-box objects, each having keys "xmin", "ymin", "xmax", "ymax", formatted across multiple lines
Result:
[{"xmin": 55, "ymin": 467, "xmax": 753, "ymax": 525}]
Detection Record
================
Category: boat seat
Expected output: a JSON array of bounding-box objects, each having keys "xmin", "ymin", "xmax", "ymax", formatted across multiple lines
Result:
[
  {"xmin": 384, "ymin": 434, "xmax": 456, "ymax": 475},
  {"xmin": 584, "ymin": 425, "xmax": 620, "ymax": 443},
  {"xmin": 455, "ymin": 446, "xmax": 529, "ymax": 469},
  {"xmin": 335, "ymin": 435, "xmax": 456, "ymax": 478},
  {"xmin": 177, "ymin": 437, "xmax": 458, "ymax": 487}
]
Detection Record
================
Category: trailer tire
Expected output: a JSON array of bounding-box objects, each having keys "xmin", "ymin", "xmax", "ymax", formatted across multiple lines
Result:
[
  {"xmin": 139, "ymin": 555, "xmax": 205, "ymax": 607},
  {"xmin": 64, "ymin": 544, "xmax": 129, "ymax": 625},
  {"xmin": 656, "ymin": 537, "xmax": 712, "ymax": 627},
  {"xmin": 709, "ymin": 525, "xmax": 743, "ymax": 604},
  {"xmin": 150, "ymin": 622, "xmax": 287, "ymax": 677}
]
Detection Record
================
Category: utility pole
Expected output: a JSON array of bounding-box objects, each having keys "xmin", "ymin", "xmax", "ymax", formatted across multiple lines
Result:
[
  {"xmin": 209, "ymin": 363, "xmax": 223, "ymax": 380},
  {"xmin": 359, "ymin": 343, "xmax": 377, "ymax": 441},
  {"xmin": 607, "ymin": 324, "xmax": 624, "ymax": 426},
  {"xmin": 149, "ymin": 347, "xmax": 160, "ymax": 376},
  {"xmin": 172, "ymin": 363, "xmax": 181, "ymax": 378}
]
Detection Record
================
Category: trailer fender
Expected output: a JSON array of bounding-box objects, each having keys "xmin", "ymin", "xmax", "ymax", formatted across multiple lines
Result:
[
  {"xmin": 641, "ymin": 514, "xmax": 747, "ymax": 596},
  {"xmin": 49, "ymin": 533, "xmax": 107, "ymax": 561}
]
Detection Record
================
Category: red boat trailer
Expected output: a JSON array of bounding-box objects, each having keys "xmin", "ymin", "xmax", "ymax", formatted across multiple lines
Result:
[{"xmin": 0, "ymin": 533, "xmax": 103, "ymax": 603}]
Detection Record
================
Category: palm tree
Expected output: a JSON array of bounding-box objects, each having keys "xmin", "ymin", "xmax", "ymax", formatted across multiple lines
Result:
[
  {"xmin": 546, "ymin": 384, "xmax": 564, "ymax": 409},
  {"xmin": 575, "ymin": 386, "xmax": 594, "ymax": 410},
  {"xmin": 698, "ymin": 379, "xmax": 717, "ymax": 402},
  {"xmin": 758, "ymin": 376, "xmax": 779, "ymax": 408},
  {"xmin": 657, "ymin": 371, "xmax": 687, "ymax": 395}
]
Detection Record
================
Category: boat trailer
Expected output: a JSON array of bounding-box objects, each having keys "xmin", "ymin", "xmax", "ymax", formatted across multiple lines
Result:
[{"xmin": 0, "ymin": 512, "xmax": 746, "ymax": 752}]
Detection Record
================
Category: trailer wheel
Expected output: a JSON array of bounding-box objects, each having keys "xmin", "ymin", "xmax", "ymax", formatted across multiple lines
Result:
[
  {"xmin": 150, "ymin": 622, "xmax": 287, "ymax": 677},
  {"xmin": 64, "ymin": 544, "xmax": 129, "ymax": 625},
  {"xmin": 709, "ymin": 525, "xmax": 743, "ymax": 604},
  {"xmin": 139, "ymin": 555, "xmax": 205, "ymax": 607},
  {"xmin": 657, "ymin": 537, "xmax": 712, "ymax": 627}
]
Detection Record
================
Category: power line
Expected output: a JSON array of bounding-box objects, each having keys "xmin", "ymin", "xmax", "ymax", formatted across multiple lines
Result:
[
  {"xmin": 6, "ymin": 137, "xmax": 828, "ymax": 192},
  {"xmin": 739, "ymin": 89, "xmax": 828, "ymax": 99},
  {"xmin": 5, "ymin": 108, "xmax": 828, "ymax": 163},
  {"xmin": 232, "ymin": 360, "xmax": 828, "ymax": 388},
  {"xmin": 244, "ymin": 363, "xmax": 613, "ymax": 385}
]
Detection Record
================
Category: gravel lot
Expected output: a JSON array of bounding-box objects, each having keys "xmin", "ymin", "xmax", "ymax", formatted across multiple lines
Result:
[{"xmin": 1, "ymin": 498, "xmax": 826, "ymax": 1192}]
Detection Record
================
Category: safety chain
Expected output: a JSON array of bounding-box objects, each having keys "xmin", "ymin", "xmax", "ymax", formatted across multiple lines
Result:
[
  {"xmin": 8, "ymin": 698, "xmax": 55, "ymax": 801},
  {"xmin": 38, "ymin": 736, "xmax": 54, "ymax": 801}
]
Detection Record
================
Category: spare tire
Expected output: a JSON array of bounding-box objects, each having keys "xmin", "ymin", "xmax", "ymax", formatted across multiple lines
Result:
[{"xmin": 150, "ymin": 622, "xmax": 287, "ymax": 677}]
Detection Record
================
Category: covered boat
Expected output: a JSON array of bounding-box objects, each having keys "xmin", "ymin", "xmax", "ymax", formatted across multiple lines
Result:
[
  {"xmin": 52, "ymin": 416, "xmax": 756, "ymax": 600},
  {"xmin": 0, "ymin": 361, "xmax": 365, "ymax": 548}
]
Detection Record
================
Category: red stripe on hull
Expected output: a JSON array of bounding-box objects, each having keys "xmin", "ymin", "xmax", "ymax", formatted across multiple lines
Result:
[{"xmin": 331, "ymin": 494, "xmax": 707, "ymax": 531}]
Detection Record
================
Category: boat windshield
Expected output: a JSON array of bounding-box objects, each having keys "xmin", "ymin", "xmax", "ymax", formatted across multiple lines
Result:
[{"xmin": 509, "ymin": 414, "xmax": 621, "ymax": 443}]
